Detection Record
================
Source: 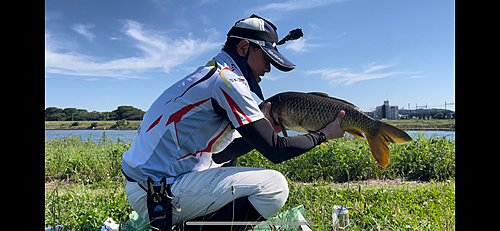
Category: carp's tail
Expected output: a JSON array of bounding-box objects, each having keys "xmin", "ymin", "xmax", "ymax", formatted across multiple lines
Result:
[{"xmin": 366, "ymin": 122, "xmax": 412, "ymax": 168}]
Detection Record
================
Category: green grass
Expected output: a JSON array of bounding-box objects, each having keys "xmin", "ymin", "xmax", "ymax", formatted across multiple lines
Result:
[
  {"xmin": 238, "ymin": 134, "xmax": 455, "ymax": 182},
  {"xmin": 45, "ymin": 133, "xmax": 130, "ymax": 183},
  {"xmin": 283, "ymin": 179, "xmax": 455, "ymax": 230},
  {"xmin": 45, "ymin": 133, "xmax": 455, "ymax": 230},
  {"xmin": 45, "ymin": 180, "xmax": 131, "ymax": 230}
]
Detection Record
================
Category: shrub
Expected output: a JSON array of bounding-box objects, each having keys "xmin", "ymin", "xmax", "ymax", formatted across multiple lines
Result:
[{"xmin": 115, "ymin": 119, "xmax": 129, "ymax": 127}]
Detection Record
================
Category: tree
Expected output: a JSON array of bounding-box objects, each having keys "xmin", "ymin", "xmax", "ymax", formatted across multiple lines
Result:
[
  {"xmin": 88, "ymin": 111, "xmax": 102, "ymax": 121},
  {"xmin": 46, "ymin": 112, "xmax": 67, "ymax": 121},
  {"xmin": 116, "ymin": 119, "xmax": 130, "ymax": 127},
  {"xmin": 111, "ymin": 106, "xmax": 145, "ymax": 120},
  {"xmin": 45, "ymin": 107, "xmax": 66, "ymax": 121},
  {"xmin": 73, "ymin": 109, "xmax": 89, "ymax": 121},
  {"xmin": 433, "ymin": 112, "xmax": 445, "ymax": 119},
  {"xmin": 45, "ymin": 105, "xmax": 145, "ymax": 121},
  {"xmin": 62, "ymin": 108, "xmax": 78, "ymax": 121}
]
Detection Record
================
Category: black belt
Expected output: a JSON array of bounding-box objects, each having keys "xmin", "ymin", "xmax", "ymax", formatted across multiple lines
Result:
[
  {"xmin": 122, "ymin": 170, "xmax": 175, "ymax": 197},
  {"xmin": 121, "ymin": 169, "xmax": 137, "ymax": 182}
]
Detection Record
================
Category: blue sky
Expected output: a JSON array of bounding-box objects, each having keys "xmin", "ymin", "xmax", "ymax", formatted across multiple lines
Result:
[{"xmin": 45, "ymin": 0, "xmax": 455, "ymax": 113}]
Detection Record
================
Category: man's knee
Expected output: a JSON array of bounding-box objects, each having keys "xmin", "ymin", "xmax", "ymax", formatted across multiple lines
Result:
[
  {"xmin": 125, "ymin": 182, "xmax": 150, "ymax": 222},
  {"xmin": 248, "ymin": 169, "xmax": 289, "ymax": 218}
]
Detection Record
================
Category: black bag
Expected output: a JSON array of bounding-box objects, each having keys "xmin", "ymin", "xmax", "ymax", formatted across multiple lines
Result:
[{"xmin": 146, "ymin": 177, "xmax": 173, "ymax": 231}]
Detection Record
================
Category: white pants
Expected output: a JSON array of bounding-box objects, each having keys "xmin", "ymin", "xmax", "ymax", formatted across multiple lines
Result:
[{"xmin": 125, "ymin": 167, "xmax": 289, "ymax": 226}]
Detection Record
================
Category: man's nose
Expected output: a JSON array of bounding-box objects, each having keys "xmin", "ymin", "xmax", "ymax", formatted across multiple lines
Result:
[{"xmin": 265, "ymin": 62, "xmax": 271, "ymax": 73}]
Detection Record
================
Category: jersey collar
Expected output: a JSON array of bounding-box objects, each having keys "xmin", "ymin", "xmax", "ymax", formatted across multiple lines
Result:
[{"xmin": 214, "ymin": 51, "xmax": 265, "ymax": 101}]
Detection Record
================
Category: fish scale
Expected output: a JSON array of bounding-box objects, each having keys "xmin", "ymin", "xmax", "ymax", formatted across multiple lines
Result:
[{"xmin": 259, "ymin": 92, "xmax": 412, "ymax": 168}]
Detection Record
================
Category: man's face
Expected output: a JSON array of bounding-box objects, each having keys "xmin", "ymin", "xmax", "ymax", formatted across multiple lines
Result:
[{"xmin": 246, "ymin": 45, "xmax": 271, "ymax": 83}]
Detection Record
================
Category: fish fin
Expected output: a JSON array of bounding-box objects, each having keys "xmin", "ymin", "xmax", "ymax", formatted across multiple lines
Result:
[
  {"xmin": 281, "ymin": 126, "xmax": 288, "ymax": 137},
  {"xmin": 366, "ymin": 122, "xmax": 412, "ymax": 168},
  {"xmin": 346, "ymin": 130, "xmax": 365, "ymax": 139},
  {"xmin": 308, "ymin": 92, "xmax": 360, "ymax": 110},
  {"xmin": 308, "ymin": 92, "xmax": 330, "ymax": 97},
  {"xmin": 278, "ymin": 116, "xmax": 288, "ymax": 137},
  {"xmin": 366, "ymin": 133, "xmax": 390, "ymax": 168},
  {"xmin": 378, "ymin": 122, "xmax": 413, "ymax": 144}
]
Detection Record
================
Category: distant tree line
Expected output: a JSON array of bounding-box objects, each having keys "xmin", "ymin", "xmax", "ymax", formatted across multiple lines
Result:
[{"xmin": 45, "ymin": 105, "xmax": 146, "ymax": 121}]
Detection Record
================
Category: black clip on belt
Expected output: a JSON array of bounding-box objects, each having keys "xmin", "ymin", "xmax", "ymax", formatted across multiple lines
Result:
[{"xmin": 147, "ymin": 176, "xmax": 174, "ymax": 231}]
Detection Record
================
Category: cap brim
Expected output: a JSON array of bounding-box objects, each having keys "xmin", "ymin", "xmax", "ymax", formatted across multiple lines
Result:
[{"xmin": 259, "ymin": 42, "xmax": 295, "ymax": 72}]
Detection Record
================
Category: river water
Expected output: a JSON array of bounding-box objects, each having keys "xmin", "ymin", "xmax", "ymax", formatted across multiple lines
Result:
[
  {"xmin": 45, "ymin": 129, "xmax": 455, "ymax": 144},
  {"xmin": 45, "ymin": 130, "xmax": 138, "ymax": 143}
]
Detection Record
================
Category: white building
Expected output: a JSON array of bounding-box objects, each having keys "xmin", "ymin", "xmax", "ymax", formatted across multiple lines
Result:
[{"xmin": 374, "ymin": 100, "xmax": 399, "ymax": 120}]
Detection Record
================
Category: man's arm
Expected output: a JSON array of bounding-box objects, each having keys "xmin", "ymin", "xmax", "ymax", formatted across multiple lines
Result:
[
  {"xmin": 212, "ymin": 119, "xmax": 327, "ymax": 164},
  {"xmin": 236, "ymin": 118, "xmax": 326, "ymax": 164},
  {"xmin": 212, "ymin": 138, "xmax": 254, "ymax": 164},
  {"xmin": 212, "ymin": 103, "xmax": 345, "ymax": 164}
]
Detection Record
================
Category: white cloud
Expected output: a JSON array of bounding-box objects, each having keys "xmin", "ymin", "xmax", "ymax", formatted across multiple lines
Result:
[
  {"xmin": 45, "ymin": 11, "xmax": 63, "ymax": 21},
  {"xmin": 284, "ymin": 38, "xmax": 321, "ymax": 53},
  {"xmin": 306, "ymin": 61, "xmax": 422, "ymax": 85},
  {"xmin": 72, "ymin": 23, "xmax": 96, "ymax": 42},
  {"xmin": 46, "ymin": 20, "xmax": 221, "ymax": 80},
  {"xmin": 261, "ymin": 74, "xmax": 284, "ymax": 81},
  {"xmin": 285, "ymin": 38, "xmax": 307, "ymax": 52},
  {"xmin": 409, "ymin": 75, "xmax": 426, "ymax": 79},
  {"xmin": 362, "ymin": 61, "xmax": 394, "ymax": 74},
  {"xmin": 249, "ymin": 0, "xmax": 346, "ymax": 13}
]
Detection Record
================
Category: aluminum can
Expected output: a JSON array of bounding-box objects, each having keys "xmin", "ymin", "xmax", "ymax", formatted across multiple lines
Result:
[{"xmin": 332, "ymin": 205, "xmax": 350, "ymax": 230}]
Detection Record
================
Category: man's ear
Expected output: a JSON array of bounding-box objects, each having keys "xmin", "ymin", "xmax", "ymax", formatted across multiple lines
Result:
[{"xmin": 236, "ymin": 40, "xmax": 250, "ymax": 57}]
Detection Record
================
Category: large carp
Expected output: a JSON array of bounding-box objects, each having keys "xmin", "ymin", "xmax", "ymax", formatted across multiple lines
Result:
[{"xmin": 259, "ymin": 92, "xmax": 412, "ymax": 168}]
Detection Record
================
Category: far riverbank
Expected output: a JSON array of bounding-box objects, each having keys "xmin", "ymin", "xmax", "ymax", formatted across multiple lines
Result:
[
  {"xmin": 45, "ymin": 121, "xmax": 141, "ymax": 130},
  {"xmin": 385, "ymin": 119, "xmax": 455, "ymax": 131},
  {"xmin": 45, "ymin": 119, "xmax": 455, "ymax": 131}
]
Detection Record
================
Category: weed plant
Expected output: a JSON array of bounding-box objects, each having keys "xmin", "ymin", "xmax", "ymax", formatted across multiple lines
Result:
[
  {"xmin": 45, "ymin": 180, "xmax": 130, "ymax": 230},
  {"xmin": 45, "ymin": 132, "xmax": 131, "ymax": 184},
  {"xmin": 238, "ymin": 133, "xmax": 455, "ymax": 182},
  {"xmin": 45, "ymin": 133, "xmax": 455, "ymax": 230},
  {"xmin": 283, "ymin": 179, "xmax": 455, "ymax": 230}
]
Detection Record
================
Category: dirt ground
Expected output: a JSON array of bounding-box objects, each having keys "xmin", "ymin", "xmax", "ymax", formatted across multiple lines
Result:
[
  {"xmin": 45, "ymin": 178, "xmax": 431, "ymax": 191},
  {"xmin": 299, "ymin": 178, "xmax": 430, "ymax": 187},
  {"xmin": 45, "ymin": 180, "xmax": 76, "ymax": 190}
]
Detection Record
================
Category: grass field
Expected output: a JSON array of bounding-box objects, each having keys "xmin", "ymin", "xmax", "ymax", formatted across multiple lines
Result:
[{"xmin": 45, "ymin": 133, "xmax": 455, "ymax": 230}]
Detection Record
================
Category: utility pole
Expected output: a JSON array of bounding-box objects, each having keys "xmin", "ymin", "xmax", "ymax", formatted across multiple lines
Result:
[
  {"xmin": 445, "ymin": 101, "xmax": 455, "ymax": 119},
  {"xmin": 426, "ymin": 104, "xmax": 429, "ymax": 119}
]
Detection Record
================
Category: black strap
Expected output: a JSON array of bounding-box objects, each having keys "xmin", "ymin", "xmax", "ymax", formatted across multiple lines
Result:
[
  {"xmin": 227, "ymin": 27, "xmax": 278, "ymax": 43},
  {"xmin": 121, "ymin": 169, "xmax": 137, "ymax": 182}
]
